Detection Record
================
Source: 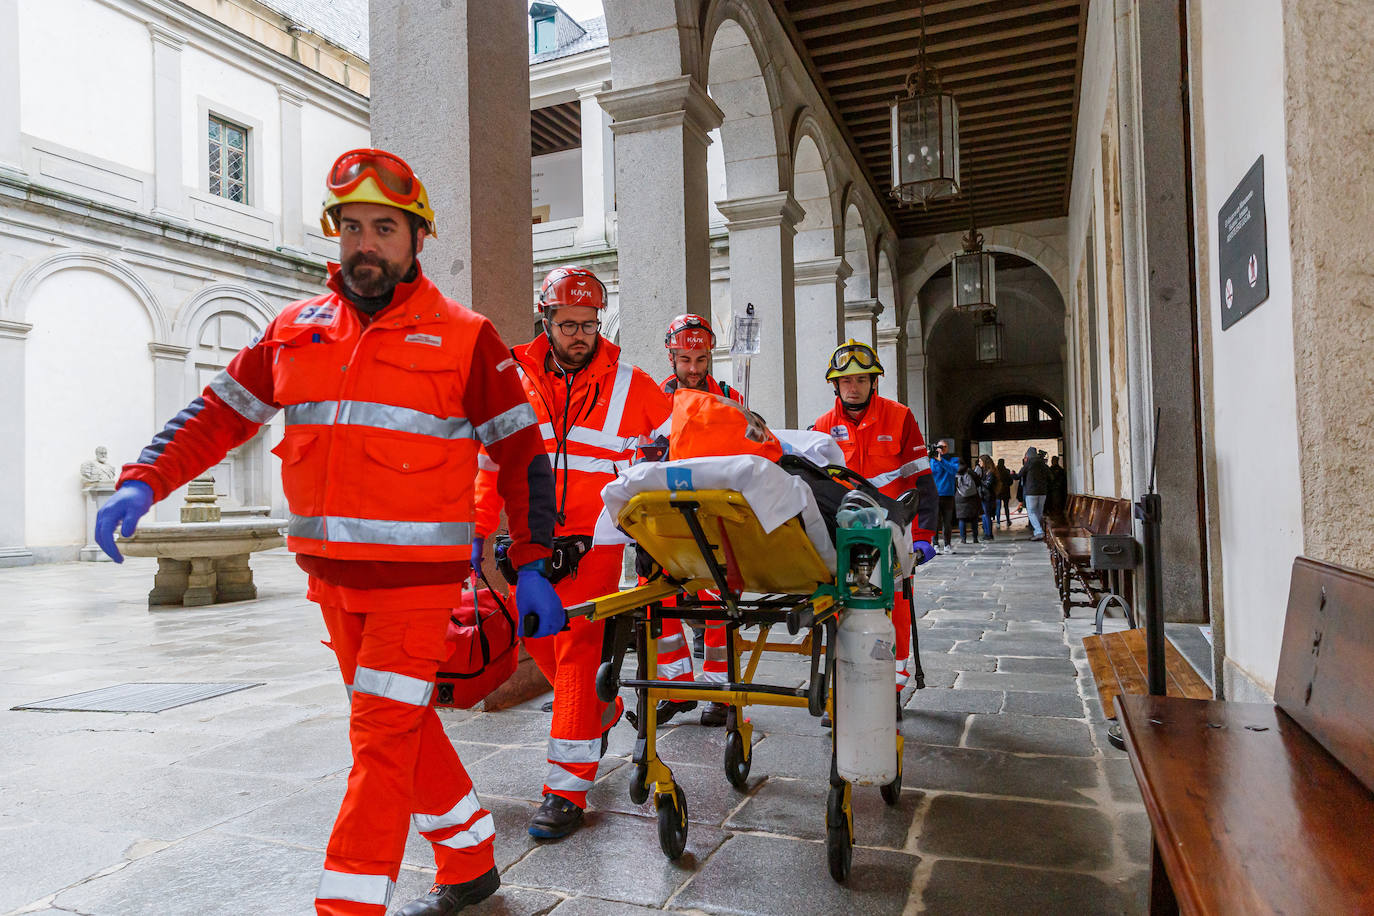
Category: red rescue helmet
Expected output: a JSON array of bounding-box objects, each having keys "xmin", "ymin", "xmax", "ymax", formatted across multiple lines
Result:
[
  {"xmin": 538, "ymin": 266, "xmax": 607, "ymax": 314},
  {"xmin": 665, "ymin": 313, "xmax": 715, "ymax": 351}
]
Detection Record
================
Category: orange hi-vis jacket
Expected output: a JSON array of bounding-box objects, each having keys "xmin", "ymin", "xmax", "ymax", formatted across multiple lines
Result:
[
  {"xmin": 476, "ymin": 334, "xmax": 671, "ymax": 538},
  {"xmin": 813, "ymin": 393, "xmax": 938, "ymax": 543},
  {"xmin": 119, "ymin": 265, "xmax": 554, "ymax": 573}
]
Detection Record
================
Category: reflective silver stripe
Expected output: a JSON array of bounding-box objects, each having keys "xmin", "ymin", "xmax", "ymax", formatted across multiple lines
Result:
[
  {"xmin": 288, "ymin": 515, "xmax": 473, "ymax": 547},
  {"xmin": 538, "ymin": 422, "xmax": 632, "ymax": 453},
  {"xmin": 651, "ymin": 417, "xmax": 672, "ymax": 439},
  {"xmin": 599, "ymin": 362, "xmax": 635, "ymax": 437},
  {"xmin": 657, "ymin": 633, "xmax": 686, "ymax": 653},
  {"xmin": 869, "ymin": 457, "xmax": 931, "ymax": 488},
  {"xmin": 338, "ymin": 400, "xmax": 473, "ymax": 440},
  {"xmin": 289, "ymin": 514, "xmax": 326, "ymax": 540},
  {"xmin": 285, "ymin": 400, "xmax": 338, "ymax": 425},
  {"xmin": 704, "ymin": 646, "xmax": 729, "ymax": 663},
  {"xmin": 552, "ymin": 454, "xmax": 617, "ymax": 475},
  {"xmin": 658, "ymin": 656, "xmax": 694, "ymax": 680},
  {"xmin": 414, "ymin": 790, "xmax": 482, "ymax": 835},
  {"xmin": 209, "ymin": 370, "xmax": 278, "ymax": 424},
  {"xmin": 435, "ymin": 812, "xmax": 496, "ymax": 850},
  {"xmin": 544, "ymin": 767, "xmax": 595, "ymax": 793},
  {"xmin": 317, "ymin": 870, "xmax": 394, "ymax": 907},
  {"xmin": 477, "ymin": 451, "xmax": 500, "ymax": 472},
  {"xmin": 353, "ymin": 665, "xmax": 434, "ymax": 706},
  {"xmin": 699, "ymin": 669, "xmax": 728, "ymax": 684},
  {"xmin": 548, "ymin": 736, "xmax": 602, "ymax": 764},
  {"xmin": 476, "ymin": 403, "xmax": 537, "ymax": 445}
]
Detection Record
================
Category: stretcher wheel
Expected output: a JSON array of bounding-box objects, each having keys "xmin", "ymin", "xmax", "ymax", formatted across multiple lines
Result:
[
  {"xmin": 629, "ymin": 763, "xmax": 651, "ymax": 806},
  {"xmin": 656, "ymin": 785, "xmax": 689, "ymax": 860},
  {"xmin": 880, "ymin": 754, "xmax": 902, "ymax": 806},
  {"xmin": 723, "ymin": 729, "xmax": 751, "ymax": 789},
  {"xmin": 825, "ymin": 784, "xmax": 852, "ymax": 882},
  {"xmin": 595, "ymin": 661, "xmax": 619, "ymax": 703}
]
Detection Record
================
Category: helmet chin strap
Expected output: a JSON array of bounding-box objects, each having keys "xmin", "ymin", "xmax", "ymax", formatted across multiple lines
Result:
[{"xmin": 834, "ymin": 379, "xmax": 877, "ymax": 414}]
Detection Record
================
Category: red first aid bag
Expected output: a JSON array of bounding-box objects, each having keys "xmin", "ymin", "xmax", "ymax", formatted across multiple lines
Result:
[{"xmin": 434, "ymin": 579, "xmax": 519, "ymax": 708}]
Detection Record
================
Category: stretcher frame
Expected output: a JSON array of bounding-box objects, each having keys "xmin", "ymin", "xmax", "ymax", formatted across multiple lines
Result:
[{"xmin": 567, "ymin": 488, "xmax": 913, "ymax": 881}]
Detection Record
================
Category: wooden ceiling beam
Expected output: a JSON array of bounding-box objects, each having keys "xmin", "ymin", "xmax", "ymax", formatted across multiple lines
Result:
[
  {"xmin": 822, "ymin": 36, "xmax": 1078, "ymax": 87},
  {"xmin": 791, "ymin": 0, "xmax": 991, "ymax": 24},
  {"xmin": 799, "ymin": 0, "xmax": 1080, "ymax": 41},
  {"xmin": 811, "ymin": 16, "xmax": 1079, "ymax": 63},
  {"xmin": 829, "ymin": 50, "xmax": 1079, "ymax": 101}
]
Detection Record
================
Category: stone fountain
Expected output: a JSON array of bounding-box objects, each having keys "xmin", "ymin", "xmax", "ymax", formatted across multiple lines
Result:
[{"xmin": 116, "ymin": 474, "xmax": 287, "ymax": 607}]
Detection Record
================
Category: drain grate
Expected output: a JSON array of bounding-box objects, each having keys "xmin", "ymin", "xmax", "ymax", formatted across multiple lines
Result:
[{"xmin": 12, "ymin": 682, "xmax": 263, "ymax": 713}]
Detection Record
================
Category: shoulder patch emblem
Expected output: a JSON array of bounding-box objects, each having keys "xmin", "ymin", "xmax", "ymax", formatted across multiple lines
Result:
[
  {"xmin": 294, "ymin": 303, "xmax": 338, "ymax": 327},
  {"xmin": 830, "ymin": 425, "xmax": 850, "ymax": 441}
]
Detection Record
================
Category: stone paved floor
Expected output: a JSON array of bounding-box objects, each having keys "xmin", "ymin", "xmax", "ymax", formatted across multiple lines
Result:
[{"xmin": 0, "ymin": 527, "xmax": 1148, "ymax": 915}]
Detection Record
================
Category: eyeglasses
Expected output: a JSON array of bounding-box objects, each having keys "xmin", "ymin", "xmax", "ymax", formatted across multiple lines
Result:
[
  {"xmin": 328, "ymin": 150, "xmax": 419, "ymax": 204},
  {"xmin": 829, "ymin": 344, "xmax": 879, "ymax": 373},
  {"xmin": 550, "ymin": 319, "xmax": 601, "ymax": 337}
]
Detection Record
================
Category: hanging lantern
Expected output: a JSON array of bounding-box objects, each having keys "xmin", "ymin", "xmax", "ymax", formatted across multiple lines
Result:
[
  {"xmin": 975, "ymin": 311, "xmax": 1004, "ymax": 364},
  {"xmin": 888, "ymin": 1, "xmax": 960, "ymax": 207},
  {"xmin": 952, "ymin": 223, "xmax": 996, "ymax": 313}
]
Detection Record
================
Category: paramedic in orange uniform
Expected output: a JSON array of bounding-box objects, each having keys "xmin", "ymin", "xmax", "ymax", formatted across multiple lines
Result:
[
  {"xmin": 94, "ymin": 149, "xmax": 561, "ymax": 916},
  {"xmin": 811, "ymin": 339, "xmax": 938, "ymax": 697},
  {"xmin": 473, "ymin": 267, "xmax": 671, "ymax": 839}
]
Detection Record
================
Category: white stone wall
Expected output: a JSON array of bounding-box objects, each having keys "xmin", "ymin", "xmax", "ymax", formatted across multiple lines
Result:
[{"xmin": 1190, "ymin": 0, "xmax": 1303, "ymax": 695}]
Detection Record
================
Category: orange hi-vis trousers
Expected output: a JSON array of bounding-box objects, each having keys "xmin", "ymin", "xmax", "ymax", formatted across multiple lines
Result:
[
  {"xmin": 656, "ymin": 615, "xmax": 728, "ymax": 684},
  {"xmin": 310, "ymin": 579, "xmax": 495, "ymax": 916},
  {"xmin": 519, "ymin": 545, "xmax": 624, "ymax": 809},
  {"xmin": 893, "ymin": 587, "xmax": 914, "ymax": 691}
]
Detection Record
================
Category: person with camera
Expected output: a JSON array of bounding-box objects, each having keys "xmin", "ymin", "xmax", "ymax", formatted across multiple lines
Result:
[
  {"xmin": 929, "ymin": 439, "xmax": 960, "ymax": 552},
  {"xmin": 473, "ymin": 266, "xmax": 670, "ymax": 840},
  {"xmin": 95, "ymin": 150, "xmax": 560, "ymax": 916}
]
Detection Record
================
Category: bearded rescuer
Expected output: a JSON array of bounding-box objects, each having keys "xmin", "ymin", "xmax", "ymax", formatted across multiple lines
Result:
[
  {"xmin": 811, "ymin": 340, "xmax": 938, "ymax": 697},
  {"xmin": 473, "ymin": 267, "xmax": 671, "ymax": 840},
  {"xmin": 652, "ymin": 313, "xmax": 739, "ymax": 727},
  {"xmin": 94, "ymin": 149, "xmax": 561, "ymax": 916}
]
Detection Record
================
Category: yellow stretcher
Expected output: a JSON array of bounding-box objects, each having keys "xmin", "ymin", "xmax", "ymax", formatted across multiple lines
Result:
[{"xmin": 567, "ymin": 487, "xmax": 906, "ymax": 882}]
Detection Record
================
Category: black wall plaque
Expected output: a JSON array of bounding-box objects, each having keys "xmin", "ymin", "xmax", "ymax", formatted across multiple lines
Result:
[{"xmin": 1217, "ymin": 155, "xmax": 1269, "ymax": 330}]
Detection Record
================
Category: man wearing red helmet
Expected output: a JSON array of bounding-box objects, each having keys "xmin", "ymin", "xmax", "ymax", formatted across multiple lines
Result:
[
  {"xmin": 653, "ymin": 313, "xmax": 739, "ymax": 727},
  {"xmin": 812, "ymin": 340, "xmax": 939, "ymax": 703},
  {"xmin": 474, "ymin": 266, "xmax": 670, "ymax": 839},
  {"xmin": 94, "ymin": 149, "xmax": 560, "ymax": 916}
]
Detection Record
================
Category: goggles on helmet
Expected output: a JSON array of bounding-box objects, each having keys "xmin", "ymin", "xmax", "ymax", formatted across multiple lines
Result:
[
  {"xmin": 665, "ymin": 313, "xmax": 715, "ymax": 351},
  {"xmin": 826, "ymin": 339, "xmax": 884, "ymax": 380},
  {"xmin": 328, "ymin": 149, "xmax": 421, "ymax": 205}
]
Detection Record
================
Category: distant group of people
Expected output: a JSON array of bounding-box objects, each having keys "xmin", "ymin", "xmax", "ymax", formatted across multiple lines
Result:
[{"xmin": 927, "ymin": 442, "xmax": 1068, "ymax": 549}]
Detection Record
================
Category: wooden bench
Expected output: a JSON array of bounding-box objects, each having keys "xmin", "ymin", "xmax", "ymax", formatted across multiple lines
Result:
[
  {"xmin": 1083, "ymin": 627, "xmax": 1211, "ymax": 719},
  {"xmin": 1118, "ymin": 557, "xmax": 1374, "ymax": 914},
  {"xmin": 1045, "ymin": 494, "xmax": 1135, "ymax": 619}
]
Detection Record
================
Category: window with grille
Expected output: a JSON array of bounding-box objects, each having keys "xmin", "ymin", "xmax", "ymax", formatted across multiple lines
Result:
[
  {"xmin": 1006, "ymin": 404, "xmax": 1028, "ymax": 423},
  {"xmin": 208, "ymin": 115, "xmax": 248, "ymax": 204}
]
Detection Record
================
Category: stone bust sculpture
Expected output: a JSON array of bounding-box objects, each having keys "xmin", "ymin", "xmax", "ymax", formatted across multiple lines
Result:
[{"xmin": 80, "ymin": 446, "xmax": 118, "ymax": 487}]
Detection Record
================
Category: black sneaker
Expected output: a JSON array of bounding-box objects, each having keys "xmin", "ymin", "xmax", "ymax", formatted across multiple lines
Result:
[
  {"xmin": 527, "ymin": 793, "xmax": 584, "ymax": 839},
  {"xmin": 699, "ymin": 701, "xmax": 729, "ymax": 727},
  {"xmin": 655, "ymin": 698, "xmax": 698, "ymax": 726},
  {"xmin": 394, "ymin": 867, "xmax": 500, "ymax": 915}
]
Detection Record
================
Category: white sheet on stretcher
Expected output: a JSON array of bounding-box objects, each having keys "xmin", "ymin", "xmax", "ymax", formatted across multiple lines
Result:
[
  {"xmin": 773, "ymin": 429, "xmax": 847, "ymax": 468},
  {"xmin": 595, "ymin": 454, "xmax": 838, "ymax": 570}
]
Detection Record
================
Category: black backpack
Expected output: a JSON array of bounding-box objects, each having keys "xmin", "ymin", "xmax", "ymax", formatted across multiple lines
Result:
[{"xmin": 955, "ymin": 471, "xmax": 979, "ymax": 500}]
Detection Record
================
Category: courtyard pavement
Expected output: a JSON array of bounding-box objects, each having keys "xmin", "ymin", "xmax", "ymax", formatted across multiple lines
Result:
[{"xmin": 0, "ymin": 529, "xmax": 1150, "ymax": 915}]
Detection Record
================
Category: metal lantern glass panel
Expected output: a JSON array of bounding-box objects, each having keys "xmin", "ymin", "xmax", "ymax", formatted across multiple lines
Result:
[
  {"xmin": 975, "ymin": 313, "xmax": 1004, "ymax": 364},
  {"xmin": 952, "ymin": 249, "xmax": 996, "ymax": 312},
  {"xmin": 890, "ymin": 90, "xmax": 960, "ymax": 205}
]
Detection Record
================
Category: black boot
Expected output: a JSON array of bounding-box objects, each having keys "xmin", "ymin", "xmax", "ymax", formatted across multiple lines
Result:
[
  {"xmin": 699, "ymin": 701, "xmax": 729, "ymax": 727},
  {"xmin": 395, "ymin": 867, "xmax": 500, "ymax": 915},
  {"xmin": 654, "ymin": 698, "xmax": 697, "ymax": 726},
  {"xmin": 527, "ymin": 793, "xmax": 584, "ymax": 839}
]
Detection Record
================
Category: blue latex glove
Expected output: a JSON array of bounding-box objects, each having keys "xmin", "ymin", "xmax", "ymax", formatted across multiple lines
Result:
[
  {"xmin": 470, "ymin": 536, "xmax": 485, "ymax": 575},
  {"xmin": 913, "ymin": 540, "xmax": 937, "ymax": 567},
  {"xmin": 94, "ymin": 480, "xmax": 154, "ymax": 563},
  {"xmin": 516, "ymin": 561, "xmax": 567, "ymax": 638}
]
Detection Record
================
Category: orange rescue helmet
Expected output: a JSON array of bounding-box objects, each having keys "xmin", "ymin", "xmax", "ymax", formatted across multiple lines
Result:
[
  {"xmin": 665, "ymin": 313, "xmax": 716, "ymax": 352},
  {"xmin": 538, "ymin": 266, "xmax": 607, "ymax": 314},
  {"xmin": 320, "ymin": 148, "xmax": 436, "ymax": 237}
]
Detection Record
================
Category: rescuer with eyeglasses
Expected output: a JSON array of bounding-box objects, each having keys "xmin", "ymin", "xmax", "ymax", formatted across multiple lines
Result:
[
  {"xmin": 812, "ymin": 339, "xmax": 938, "ymax": 698},
  {"xmin": 473, "ymin": 266, "xmax": 671, "ymax": 840}
]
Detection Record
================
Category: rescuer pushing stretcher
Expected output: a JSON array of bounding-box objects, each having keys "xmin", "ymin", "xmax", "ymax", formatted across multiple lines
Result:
[{"xmin": 94, "ymin": 149, "xmax": 561, "ymax": 916}]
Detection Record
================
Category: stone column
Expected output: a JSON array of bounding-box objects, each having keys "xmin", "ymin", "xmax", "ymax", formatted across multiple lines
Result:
[
  {"xmin": 0, "ymin": 320, "xmax": 32, "ymax": 566},
  {"xmin": 905, "ymin": 348, "xmax": 929, "ymax": 431},
  {"xmin": 794, "ymin": 256, "xmax": 851, "ymax": 426},
  {"xmin": 575, "ymin": 82, "xmax": 614, "ymax": 250},
  {"xmin": 81, "ymin": 484, "xmax": 116, "ymax": 561},
  {"xmin": 277, "ymin": 85, "xmax": 306, "ymax": 252},
  {"xmin": 844, "ymin": 298, "xmax": 882, "ymax": 347},
  {"xmin": 599, "ymin": 76, "xmax": 723, "ymax": 374},
  {"xmin": 0, "ymin": 0, "xmax": 22, "ymax": 177},
  {"xmin": 369, "ymin": 0, "xmax": 532, "ymax": 345},
  {"xmin": 716, "ymin": 192, "xmax": 803, "ymax": 427},
  {"xmin": 876, "ymin": 324, "xmax": 902, "ymax": 402},
  {"xmin": 149, "ymin": 343, "xmax": 191, "ymax": 521},
  {"xmin": 148, "ymin": 23, "xmax": 186, "ymax": 220}
]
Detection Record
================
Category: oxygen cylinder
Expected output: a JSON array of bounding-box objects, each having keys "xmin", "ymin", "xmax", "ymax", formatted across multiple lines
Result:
[{"xmin": 834, "ymin": 603, "xmax": 897, "ymax": 785}]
